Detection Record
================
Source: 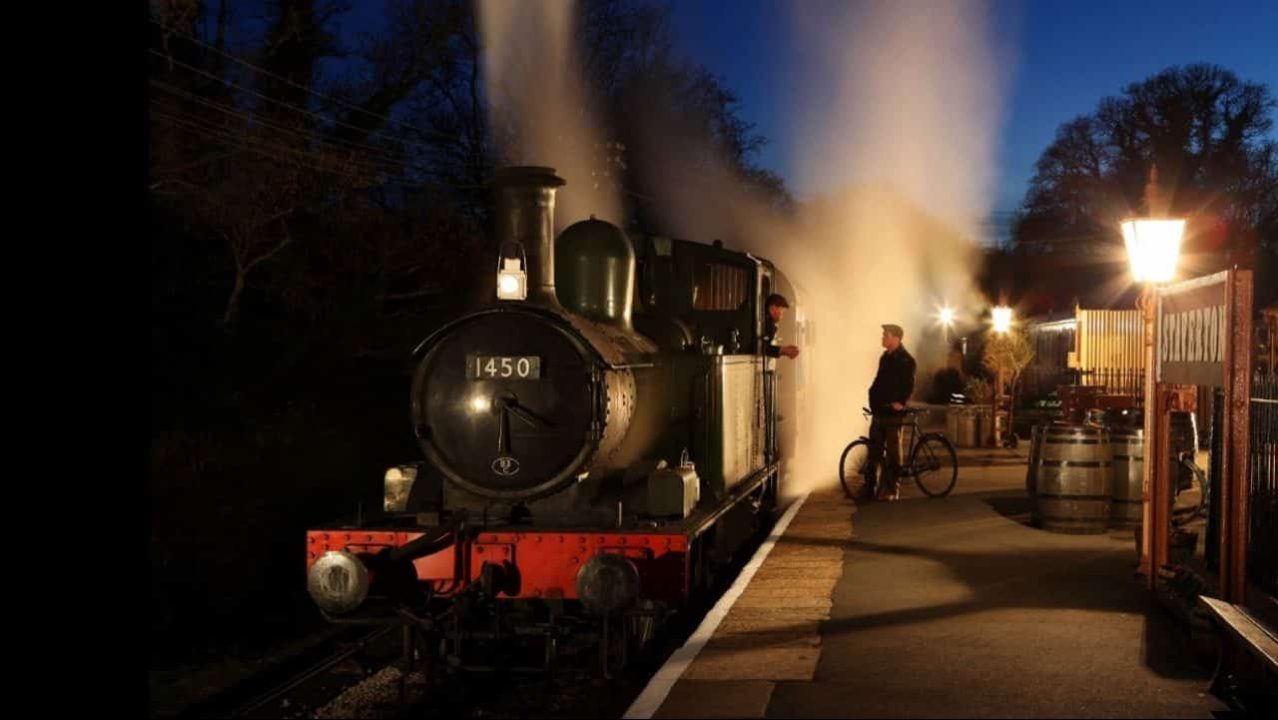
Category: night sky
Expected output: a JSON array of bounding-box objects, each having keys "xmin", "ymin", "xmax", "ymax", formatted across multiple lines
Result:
[
  {"xmin": 334, "ymin": 0, "xmax": 1277, "ymax": 214},
  {"xmin": 668, "ymin": 0, "xmax": 1278, "ymax": 211}
]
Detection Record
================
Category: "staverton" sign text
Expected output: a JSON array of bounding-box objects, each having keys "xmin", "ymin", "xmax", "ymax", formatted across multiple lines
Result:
[{"xmin": 1157, "ymin": 271, "xmax": 1228, "ymax": 387}]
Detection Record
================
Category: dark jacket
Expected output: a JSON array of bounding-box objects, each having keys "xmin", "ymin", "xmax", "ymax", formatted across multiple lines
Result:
[
  {"xmin": 762, "ymin": 316, "xmax": 781, "ymax": 358},
  {"xmin": 868, "ymin": 345, "xmax": 916, "ymax": 414}
]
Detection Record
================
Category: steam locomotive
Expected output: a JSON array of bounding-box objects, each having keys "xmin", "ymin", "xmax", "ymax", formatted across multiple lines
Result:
[{"xmin": 304, "ymin": 166, "xmax": 807, "ymax": 673}]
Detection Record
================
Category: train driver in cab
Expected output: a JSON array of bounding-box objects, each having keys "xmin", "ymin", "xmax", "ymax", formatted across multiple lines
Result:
[{"xmin": 763, "ymin": 293, "xmax": 800, "ymax": 360}]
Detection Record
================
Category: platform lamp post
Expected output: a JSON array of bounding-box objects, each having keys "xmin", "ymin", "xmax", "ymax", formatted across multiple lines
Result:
[
  {"xmin": 1121, "ymin": 166, "xmax": 1185, "ymax": 580},
  {"xmin": 991, "ymin": 306, "xmax": 1013, "ymax": 446}
]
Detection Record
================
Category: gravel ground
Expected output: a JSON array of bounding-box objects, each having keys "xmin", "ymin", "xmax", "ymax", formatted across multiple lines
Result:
[{"xmin": 315, "ymin": 667, "xmax": 431, "ymax": 719}]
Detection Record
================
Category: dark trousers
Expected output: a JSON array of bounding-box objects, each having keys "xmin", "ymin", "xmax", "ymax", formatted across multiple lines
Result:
[
  {"xmin": 765, "ymin": 370, "xmax": 777, "ymax": 462},
  {"xmin": 867, "ymin": 415, "xmax": 906, "ymax": 494}
]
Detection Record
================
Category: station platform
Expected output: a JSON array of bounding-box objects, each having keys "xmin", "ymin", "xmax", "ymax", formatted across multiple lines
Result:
[{"xmin": 627, "ymin": 453, "xmax": 1227, "ymax": 719}]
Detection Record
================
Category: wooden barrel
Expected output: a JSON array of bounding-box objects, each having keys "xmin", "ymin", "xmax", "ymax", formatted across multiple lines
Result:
[
  {"xmin": 1035, "ymin": 424, "xmax": 1112, "ymax": 534},
  {"xmin": 1022, "ymin": 424, "xmax": 1042, "ymax": 503},
  {"xmin": 1109, "ymin": 427, "xmax": 1144, "ymax": 530},
  {"xmin": 1104, "ymin": 407, "xmax": 1141, "ymax": 430}
]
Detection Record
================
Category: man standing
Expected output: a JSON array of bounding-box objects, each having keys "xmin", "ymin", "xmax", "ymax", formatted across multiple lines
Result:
[{"xmin": 863, "ymin": 323, "xmax": 916, "ymax": 501}]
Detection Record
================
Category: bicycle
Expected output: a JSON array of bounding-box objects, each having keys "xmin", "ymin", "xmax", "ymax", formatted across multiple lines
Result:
[
  {"xmin": 839, "ymin": 406, "xmax": 959, "ymax": 500},
  {"xmin": 1172, "ymin": 452, "xmax": 1209, "ymax": 526}
]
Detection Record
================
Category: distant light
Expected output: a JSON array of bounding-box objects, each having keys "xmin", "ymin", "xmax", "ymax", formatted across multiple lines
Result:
[
  {"xmin": 939, "ymin": 307, "xmax": 955, "ymax": 326},
  {"xmin": 992, "ymin": 306, "xmax": 1013, "ymax": 334},
  {"xmin": 1121, "ymin": 218, "xmax": 1184, "ymax": 283},
  {"xmin": 469, "ymin": 395, "xmax": 490, "ymax": 414}
]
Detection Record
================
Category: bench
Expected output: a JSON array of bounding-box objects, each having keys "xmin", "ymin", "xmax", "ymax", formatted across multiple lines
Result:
[{"xmin": 1198, "ymin": 596, "xmax": 1278, "ymax": 714}]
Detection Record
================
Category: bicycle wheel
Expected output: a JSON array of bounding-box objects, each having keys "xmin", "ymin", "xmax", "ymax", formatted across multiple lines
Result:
[
  {"xmin": 1171, "ymin": 455, "xmax": 1208, "ymax": 525},
  {"xmin": 839, "ymin": 439, "xmax": 875, "ymax": 500},
  {"xmin": 910, "ymin": 434, "xmax": 958, "ymax": 497}
]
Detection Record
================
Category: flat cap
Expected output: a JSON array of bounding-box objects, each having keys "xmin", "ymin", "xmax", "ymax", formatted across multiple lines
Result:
[{"xmin": 881, "ymin": 324, "xmax": 904, "ymax": 339}]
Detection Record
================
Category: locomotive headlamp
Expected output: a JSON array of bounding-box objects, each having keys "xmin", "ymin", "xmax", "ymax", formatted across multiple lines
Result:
[
  {"xmin": 307, "ymin": 550, "xmax": 370, "ymax": 615},
  {"xmin": 496, "ymin": 242, "xmax": 528, "ymax": 301},
  {"xmin": 498, "ymin": 259, "xmax": 525, "ymax": 299}
]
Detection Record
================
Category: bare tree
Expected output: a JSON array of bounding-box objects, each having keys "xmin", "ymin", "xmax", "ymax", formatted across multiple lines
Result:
[
  {"xmin": 983, "ymin": 329, "xmax": 1035, "ymax": 444},
  {"xmin": 1015, "ymin": 64, "xmax": 1277, "ymax": 266}
]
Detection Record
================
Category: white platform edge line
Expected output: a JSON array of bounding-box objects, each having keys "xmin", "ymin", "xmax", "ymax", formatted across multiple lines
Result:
[{"xmin": 621, "ymin": 492, "xmax": 811, "ymax": 719}]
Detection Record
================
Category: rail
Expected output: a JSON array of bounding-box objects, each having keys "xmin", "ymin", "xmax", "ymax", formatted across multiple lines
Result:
[{"xmin": 175, "ymin": 625, "xmax": 401, "ymax": 719}]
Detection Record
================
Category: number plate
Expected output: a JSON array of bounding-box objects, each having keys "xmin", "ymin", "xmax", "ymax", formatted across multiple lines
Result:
[{"xmin": 466, "ymin": 355, "xmax": 542, "ymax": 380}]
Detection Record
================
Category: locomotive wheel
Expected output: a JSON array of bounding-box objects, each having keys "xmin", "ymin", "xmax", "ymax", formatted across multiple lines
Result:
[
  {"xmin": 760, "ymin": 473, "xmax": 779, "ymax": 524},
  {"xmin": 692, "ymin": 530, "xmax": 713, "ymax": 593}
]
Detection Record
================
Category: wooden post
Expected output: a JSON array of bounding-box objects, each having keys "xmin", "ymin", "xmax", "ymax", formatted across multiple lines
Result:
[
  {"xmin": 996, "ymin": 366, "xmax": 1005, "ymax": 447},
  {"xmin": 1139, "ymin": 285, "xmax": 1158, "ymax": 581},
  {"xmin": 1151, "ymin": 386, "xmax": 1172, "ymax": 580},
  {"xmin": 1221, "ymin": 270, "xmax": 1253, "ymax": 602}
]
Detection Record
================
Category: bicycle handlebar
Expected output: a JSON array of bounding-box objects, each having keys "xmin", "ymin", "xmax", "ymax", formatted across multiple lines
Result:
[{"xmin": 862, "ymin": 406, "xmax": 927, "ymax": 417}]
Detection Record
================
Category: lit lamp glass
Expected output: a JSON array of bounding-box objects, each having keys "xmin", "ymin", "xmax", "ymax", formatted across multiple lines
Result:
[
  {"xmin": 496, "ymin": 257, "xmax": 527, "ymax": 301},
  {"xmin": 1121, "ymin": 218, "xmax": 1185, "ymax": 283},
  {"xmin": 939, "ymin": 307, "xmax": 955, "ymax": 327}
]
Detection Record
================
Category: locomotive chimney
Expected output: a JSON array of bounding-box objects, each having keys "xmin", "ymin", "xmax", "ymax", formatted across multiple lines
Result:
[{"xmin": 491, "ymin": 166, "xmax": 567, "ymax": 307}]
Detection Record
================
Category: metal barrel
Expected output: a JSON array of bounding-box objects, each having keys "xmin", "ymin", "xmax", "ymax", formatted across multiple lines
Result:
[
  {"xmin": 1022, "ymin": 427, "xmax": 1042, "ymax": 511},
  {"xmin": 1026, "ymin": 425, "xmax": 1045, "ymax": 524},
  {"xmin": 1108, "ymin": 427, "xmax": 1144, "ymax": 529},
  {"xmin": 1035, "ymin": 423, "xmax": 1112, "ymax": 534},
  {"xmin": 956, "ymin": 409, "xmax": 980, "ymax": 448}
]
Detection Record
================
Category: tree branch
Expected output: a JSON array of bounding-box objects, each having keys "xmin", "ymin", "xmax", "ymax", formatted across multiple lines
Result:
[
  {"xmin": 150, "ymin": 178, "xmax": 205, "ymax": 194},
  {"xmin": 243, "ymin": 217, "xmax": 297, "ymax": 273},
  {"xmin": 378, "ymin": 287, "xmax": 444, "ymax": 301}
]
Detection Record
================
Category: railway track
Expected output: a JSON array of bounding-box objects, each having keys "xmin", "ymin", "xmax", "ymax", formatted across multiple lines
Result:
[{"xmin": 175, "ymin": 625, "xmax": 402, "ymax": 719}]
